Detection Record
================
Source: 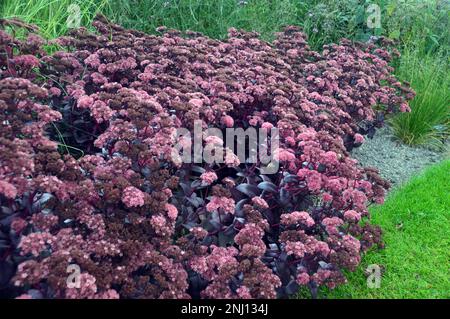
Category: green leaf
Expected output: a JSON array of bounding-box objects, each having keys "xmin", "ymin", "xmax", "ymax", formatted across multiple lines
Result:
[
  {"xmin": 389, "ymin": 29, "xmax": 401, "ymax": 39},
  {"xmin": 386, "ymin": 3, "xmax": 396, "ymax": 16}
]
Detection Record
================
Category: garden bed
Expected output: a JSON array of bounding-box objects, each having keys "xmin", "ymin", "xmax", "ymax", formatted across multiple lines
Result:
[{"xmin": 0, "ymin": 0, "xmax": 449, "ymax": 301}]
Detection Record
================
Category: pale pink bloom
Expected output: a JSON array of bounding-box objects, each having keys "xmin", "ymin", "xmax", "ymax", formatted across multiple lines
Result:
[
  {"xmin": 0, "ymin": 180, "xmax": 17, "ymax": 198},
  {"xmin": 85, "ymin": 53, "xmax": 101, "ymax": 68},
  {"xmin": 224, "ymin": 148, "xmax": 240, "ymax": 167},
  {"xmin": 354, "ymin": 133, "xmax": 365, "ymax": 144},
  {"xmin": 200, "ymin": 171, "xmax": 218, "ymax": 185},
  {"xmin": 249, "ymin": 118, "xmax": 258, "ymax": 126},
  {"xmin": 189, "ymin": 98, "xmax": 203, "ymax": 108},
  {"xmin": 400, "ymin": 102, "xmax": 411, "ymax": 112},
  {"xmin": 275, "ymin": 148, "xmax": 296, "ymax": 162},
  {"xmin": 252, "ymin": 197, "xmax": 269, "ymax": 209},
  {"xmin": 11, "ymin": 218, "xmax": 27, "ymax": 234},
  {"xmin": 261, "ymin": 122, "xmax": 273, "ymax": 130},
  {"xmin": 221, "ymin": 115, "xmax": 234, "ymax": 127},
  {"xmin": 19, "ymin": 232, "xmax": 56, "ymax": 256},
  {"xmin": 77, "ymin": 95, "xmax": 94, "ymax": 109},
  {"xmin": 236, "ymin": 286, "xmax": 252, "ymax": 299},
  {"xmin": 204, "ymin": 135, "xmax": 224, "ymax": 146},
  {"xmin": 165, "ymin": 203, "xmax": 178, "ymax": 221},
  {"xmin": 344, "ymin": 210, "xmax": 361, "ymax": 222},
  {"xmin": 206, "ymin": 196, "xmax": 235, "ymax": 214},
  {"xmin": 286, "ymin": 49, "xmax": 298, "ymax": 59},
  {"xmin": 48, "ymin": 87, "xmax": 61, "ymax": 97},
  {"xmin": 296, "ymin": 272, "xmax": 310, "ymax": 285},
  {"xmin": 281, "ymin": 211, "xmax": 315, "ymax": 227},
  {"xmin": 322, "ymin": 192, "xmax": 333, "ymax": 202},
  {"xmin": 285, "ymin": 241, "xmax": 306, "ymax": 258},
  {"xmin": 122, "ymin": 186, "xmax": 146, "ymax": 207}
]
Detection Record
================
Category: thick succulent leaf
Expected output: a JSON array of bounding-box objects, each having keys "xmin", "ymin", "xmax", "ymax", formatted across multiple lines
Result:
[
  {"xmin": 235, "ymin": 183, "xmax": 260, "ymax": 197},
  {"xmin": 257, "ymin": 181, "xmax": 278, "ymax": 192}
]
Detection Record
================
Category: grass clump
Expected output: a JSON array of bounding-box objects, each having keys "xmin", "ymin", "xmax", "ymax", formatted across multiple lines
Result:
[
  {"xmin": 390, "ymin": 49, "xmax": 449, "ymax": 148},
  {"xmin": 0, "ymin": 0, "xmax": 108, "ymax": 39}
]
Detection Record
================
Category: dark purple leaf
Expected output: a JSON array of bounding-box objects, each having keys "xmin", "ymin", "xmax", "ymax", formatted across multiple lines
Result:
[
  {"xmin": 235, "ymin": 183, "xmax": 260, "ymax": 197},
  {"xmin": 285, "ymin": 280, "xmax": 299, "ymax": 295},
  {"xmin": 191, "ymin": 165, "xmax": 206, "ymax": 174},
  {"xmin": 257, "ymin": 181, "xmax": 278, "ymax": 192}
]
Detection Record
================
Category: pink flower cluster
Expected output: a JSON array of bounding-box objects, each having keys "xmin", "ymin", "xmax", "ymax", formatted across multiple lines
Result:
[
  {"xmin": 122, "ymin": 186, "xmax": 146, "ymax": 207},
  {"xmin": 281, "ymin": 211, "xmax": 315, "ymax": 228},
  {"xmin": 200, "ymin": 171, "xmax": 218, "ymax": 185},
  {"xmin": 206, "ymin": 196, "xmax": 236, "ymax": 214}
]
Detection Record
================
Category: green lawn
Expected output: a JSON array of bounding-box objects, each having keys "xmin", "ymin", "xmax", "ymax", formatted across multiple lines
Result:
[{"xmin": 315, "ymin": 159, "xmax": 450, "ymax": 298}]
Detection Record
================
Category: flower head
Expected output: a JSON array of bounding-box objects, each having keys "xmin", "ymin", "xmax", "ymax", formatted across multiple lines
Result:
[{"xmin": 122, "ymin": 186, "xmax": 146, "ymax": 207}]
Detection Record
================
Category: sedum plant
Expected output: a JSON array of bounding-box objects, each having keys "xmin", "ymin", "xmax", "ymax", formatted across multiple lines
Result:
[{"xmin": 0, "ymin": 16, "xmax": 414, "ymax": 299}]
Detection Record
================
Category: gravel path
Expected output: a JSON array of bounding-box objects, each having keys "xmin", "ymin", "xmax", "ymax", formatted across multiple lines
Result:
[{"xmin": 351, "ymin": 126, "xmax": 447, "ymax": 188}]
